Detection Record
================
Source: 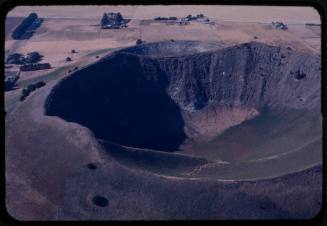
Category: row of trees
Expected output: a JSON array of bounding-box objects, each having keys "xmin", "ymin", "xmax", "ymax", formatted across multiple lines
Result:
[
  {"xmin": 186, "ymin": 14, "xmax": 205, "ymax": 20},
  {"xmin": 154, "ymin": 17, "xmax": 177, "ymax": 21},
  {"xmin": 12, "ymin": 13, "xmax": 38, "ymax": 39},
  {"xmin": 11, "ymin": 13, "xmax": 41, "ymax": 39},
  {"xmin": 20, "ymin": 81, "xmax": 46, "ymax": 101}
]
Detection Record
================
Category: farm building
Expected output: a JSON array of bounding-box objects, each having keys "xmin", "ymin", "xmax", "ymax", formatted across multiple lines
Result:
[{"xmin": 20, "ymin": 63, "xmax": 51, "ymax": 71}]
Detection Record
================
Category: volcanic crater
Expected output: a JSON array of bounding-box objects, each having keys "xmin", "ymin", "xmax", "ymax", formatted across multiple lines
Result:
[{"xmin": 45, "ymin": 40, "xmax": 321, "ymax": 180}]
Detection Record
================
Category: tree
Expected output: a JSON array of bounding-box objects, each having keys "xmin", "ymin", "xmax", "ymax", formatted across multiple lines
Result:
[
  {"xmin": 116, "ymin": 12, "xmax": 123, "ymax": 22},
  {"xmin": 35, "ymin": 81, "xmax": 46, "ymax": 88},
  {"xmin": 101, "ymin": 13, "xmax": 109, "ymax": 28},
  {"xmin": 27, "ymin": 84, "xmax": 36, "ymax": 92},
  {"xmin": 6, "ymin": 53, "xmax": 25, "ymax": 64},
  {"xmin": 20, "ymin": 81, "xmax": 46, "ymax": 101},
  {"xmin": 25, "ymin": 51, "xmax": 43, "ymax": 63},
  {"xmin": 21, "ymin": 88, "xmax": 28, "ymax": 96}
]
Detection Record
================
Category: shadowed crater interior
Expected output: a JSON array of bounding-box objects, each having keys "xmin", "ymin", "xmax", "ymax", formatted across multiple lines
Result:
[{"xmin": 46, "ymin": 48, "xmax": 186, "ymax": 151}]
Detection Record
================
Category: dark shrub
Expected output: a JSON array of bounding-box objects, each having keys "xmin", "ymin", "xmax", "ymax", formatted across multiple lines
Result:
[
  {"xmin": 35, "ymin": 81, "xmax": 46, "ymax": 88},
  {"xmin": 21, "ymin": 88, "xmax": 29, "ymax": 96},
  {"xmin": 136, "ymin": 39, "xmax": 143, "ymax": 45},
  {"xmin": 6, "ymin": 53, "xmax": 25, "ymax": 64},
  {"xmin": 294, "ymin": 71, "xmax": 306, "ymax": 80},
  {"xmin": 66, "ymin": 57, "xmax": 72, "ymax": 62},
  {"xmin": 27, "ymin": 84, "xmax": 36, "ymax": 92},
  {"xmin": 20, "ymin": 81, "xmax": 46, "ymax": 101}
]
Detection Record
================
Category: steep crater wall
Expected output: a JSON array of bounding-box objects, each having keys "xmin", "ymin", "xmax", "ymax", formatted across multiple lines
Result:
[
  {"xmin": 119, "ymin": 40, "xmax": 225, "ymax": 58},
  {"xmin": 45, "ymin": 41, "xmax": 321, "ymax": 156}
]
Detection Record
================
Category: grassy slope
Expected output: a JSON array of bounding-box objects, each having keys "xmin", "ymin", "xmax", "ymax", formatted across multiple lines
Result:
[{"xmin": 183, "ymin": 109, "xmax": 322, "ymax": 162}]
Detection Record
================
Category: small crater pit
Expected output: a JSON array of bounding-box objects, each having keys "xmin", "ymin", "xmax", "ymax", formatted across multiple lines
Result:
[{"xmin": 92, "ymin": 195, "xmax": 108, "ymax": 207}]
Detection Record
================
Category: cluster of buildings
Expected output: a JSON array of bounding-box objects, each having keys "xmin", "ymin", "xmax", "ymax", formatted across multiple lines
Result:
[
  {"xmin": 271, "ymin": 22, "xmax": 288, "ymax": 30},
  {"xmin": 171, "ymin": 14, "xmax": 210, "ymax": 25}
]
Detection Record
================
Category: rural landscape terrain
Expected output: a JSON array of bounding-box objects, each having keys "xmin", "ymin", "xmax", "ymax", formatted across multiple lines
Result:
[{"xmin": 5, "ymin": 5, "xmax": 322, "ymax": 220}]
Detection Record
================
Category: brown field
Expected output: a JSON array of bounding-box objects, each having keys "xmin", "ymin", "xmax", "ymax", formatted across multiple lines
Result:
[
  {"xmin": 5, "ymin": 6, "xmax": 321, "ymax": 115},
  {"xmin": 8, "ymin": 5, "xmax": 320, "ymax": 23}
]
